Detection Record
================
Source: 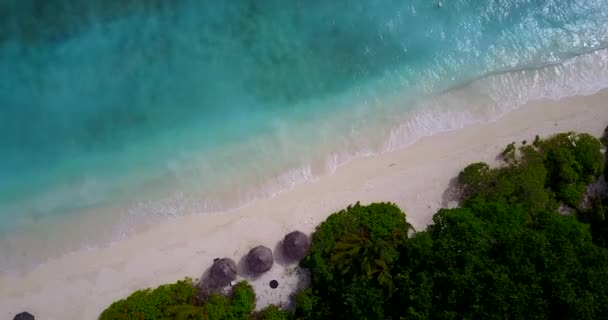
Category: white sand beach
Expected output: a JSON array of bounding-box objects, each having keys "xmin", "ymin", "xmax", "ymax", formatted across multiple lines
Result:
[{"xmin": 2, "ymin": 90, "xmax": 608, "ymax": 320}]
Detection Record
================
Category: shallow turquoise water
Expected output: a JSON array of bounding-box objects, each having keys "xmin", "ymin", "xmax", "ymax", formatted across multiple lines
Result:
[{"xmin": 1, "ymin": 0, "xmax": 608, "ymax": 268}]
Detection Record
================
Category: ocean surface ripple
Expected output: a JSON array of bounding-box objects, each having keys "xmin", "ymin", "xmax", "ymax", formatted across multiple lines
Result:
[{"xmin": 1, "ymin": 0, "xmax": 608, "ymax": 271}]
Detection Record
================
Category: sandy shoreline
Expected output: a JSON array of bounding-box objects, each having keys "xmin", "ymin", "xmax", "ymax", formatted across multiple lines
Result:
[{"xmin": 2, "ymin": 90, "xmax": 608, "ymax": 319}]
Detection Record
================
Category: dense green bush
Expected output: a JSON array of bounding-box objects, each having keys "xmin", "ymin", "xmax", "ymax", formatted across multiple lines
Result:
[
  {"xmin": 300, "ymin": 202, "xmax": 410, "ymax": 319},
  {"xmin": 302, "ymin": 200, "xmax": 608, "ymax": 319},
  {"xmin": 460, "ymin": 159, "xmax": 552, "ymax": 213},
  {"xmin": 99, "ymin": 278, "xmax": 197, "ymax": 320},
  {"xmin": 100, "ymin": 130, "xmax": 608, "ymax": 320},
  {"xmin": 457, "ymin": 162, "xmax": 494, "ymax": 198},
  {"xmin": 99, "ymin": 280, "xmax": 257, "ymax": 320},
  {"xmin": 602, "ymin": 125, "xmax": 608, "ymax": 179},
  {"xmin": 298, "ymin": 131, "xmax": 608, "ymax": 320},
  {"xmin": 580, "ymin": 198, "xmax": 608, "ymax": 248},
  {"xmin": 401, "ymin": 199, "xmax": 608, "ymax": 320},
  {"xmin": 257, "ymin": 305, "xmax": 292, "ymax": 320},
  {"xmin": 600, "ymin": 125, "xmax": 608, "ymax": 147},
  {"xmin": 578, "ymin": 127, "xmax": 608, "ymax": 248},
  {"xmin": 293, "ymin": 289, "xmax": 317, "ymax": 319},
  {"xmin": 204, "ymin": 293, "xmax": 230, "ymax": 320},
  {"xmin": 541, "ymin": 133, "xmax": 603, "ymax": 206},
  {"xmin": 459, "ymin": 133, "xmax": 604, "ymax": 209},
  {"xmin": 226, "ymin": 281, "xmax": 255, "ymax": 320},
  {"xmin": 303, "ymin": 202, "xmax": 410, "ymax": 286}
]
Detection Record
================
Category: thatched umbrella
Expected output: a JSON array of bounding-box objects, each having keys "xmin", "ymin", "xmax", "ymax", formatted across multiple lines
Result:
[
  {"xmin": 246, "ymin": 246, "xmax": 274, "ymax": 274},
  {"xmin": 283, "ymin": 231, "xmax": 310, "ymax": 261},
  {"xmin": 209, "ymin": 258, "xmax": 237, "ymax": 287},
  {"xmin": 13, "ymin": 312, "xmax": 34, "ymax": 320}
]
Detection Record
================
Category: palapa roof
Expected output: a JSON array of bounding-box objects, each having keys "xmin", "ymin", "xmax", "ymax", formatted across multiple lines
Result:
[
  {"xmin": 283, "ymin": 231, "xmax": 310, "ymax": 261},
  {"xmin": 246, "ymin": 245, "xmax": 274, "ymax": 274},
  {"xmin": 13, "ymin": 312, "xmax": 35, "ymax": 320},
  {"xmin": 209, "ymin": 258, "xmax": 237, "ymax": 287}
]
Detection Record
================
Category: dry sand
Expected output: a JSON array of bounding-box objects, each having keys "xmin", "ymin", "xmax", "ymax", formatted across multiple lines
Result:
[{"xmin": 1, "ymin": 90, "xmax": 607, "ymax": 319}]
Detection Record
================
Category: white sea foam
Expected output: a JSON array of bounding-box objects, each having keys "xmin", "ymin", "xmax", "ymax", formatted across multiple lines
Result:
[
  {"xmin": 146, "ymin": 48, "xmax": 608, "ymax": 219},
  {"xmin": 108, "ymin": 47, "xmax": 608, "ymax": 245},
  {"xmin": 386, "ymin": 48, "xmax": 608, "ymax": 152},
  {"xmin": 2, "ymin": 48, "xmax": 608, "ymax": 275}
]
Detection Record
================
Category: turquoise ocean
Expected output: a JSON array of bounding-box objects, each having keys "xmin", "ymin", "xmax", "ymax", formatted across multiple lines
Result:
[{"xmin": 2, "ymin": 0, "xmax": 608, "ymax": 273}]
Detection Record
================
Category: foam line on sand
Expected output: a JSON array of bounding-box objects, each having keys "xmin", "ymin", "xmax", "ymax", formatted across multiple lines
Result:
[{"xmin": 2, "ymin": 90, "xmax": 608, "ymax": 319}]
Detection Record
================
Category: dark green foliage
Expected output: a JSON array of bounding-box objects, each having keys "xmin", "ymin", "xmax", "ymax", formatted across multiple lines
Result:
[
  {"xmin": 459, "ymin": 133, "xmax": 604, "ymax": 209},
  {"xmin": 293, "ymin": 289, "xmax": 318, "ymax": 319},
  {"xmin": 99, "ymin": 278, "xmax": 197, "ymax": 320},
  {"xmin": 166, "ymin": 305, "xmax": 208, "ymax": 320},
  {"xmin": 331, "ymin": 232, "xmax": 396, "ymax": 293},
  {"xmin": 400, "ymin": 200, "xmax": 608, "ymax": 320},
  {"xmin": 301, "ymin": 202, "xmax": 410, "ymax": 319},
  {"xmin": 298, "ymin": 131, "xmax": 608, "ymax": 320},
  {"xmin": 100, "ymin": 280, "xmax": 255, "ymax": 320},
  {"xmin": 303, "ymin": 202, "xmax": 410, "ymax": 286},
  {"xmin": 582, "ymin": 201, "xmax": 608, "ymax": 247},
  {"xmin": 341, "ymin": 280, "xmax": 387, "ymax": 320},
  {"xmin": 457, "ymin": 162, "xmax": 494, "ymax": 198},
  {"xmin": 601, "ymin": 125, "xmax": 608, "ymax": 147},
  {"xmin": 500, "ymin": 142, "xmax": 517, "ymax": 164},
  {"xmin": 302, "ymin": 199, "xmax": 608, "ymax": 319},
  {"xmin": 541, "ymin": 133, "xmax": 603, "ymax": 206},
  {"xmin": 166, "ymin": 293, "xmax": 232, "ymax": 320},
  {"xmin": 204, "ymin": 293, "xmax": 230, "ymax": 320},
  {"xmin": 257, "ymin": 305, "xmax": 292, "ymax": 320},
  {"xmin": 100, "ymin": 130, "xmax": 608, "ymax": 320},
  {"xmin": 167, "ymin": 293, "xmax": 230, "ymax": 320},
  {"xmin": 602, "ymin": 125, "xmax": 608, "ymax": 179},
  {"xmin": 571, "ymin": 133, "xmax": 604, "ymax": 179},
  {"xmin": 578, "ymin": 175, "xmax": 608, "ymax": 248},
  {"xmin": 166, "ymin": 282, "xmax": 253, "ymax": 320},
  {"xmin": 461, "ymin": 159, "xmax": 551, "ymax": 213},
  {"xmin": 227, "ymin": 281, "xmax": 255, "ymax": 320}
]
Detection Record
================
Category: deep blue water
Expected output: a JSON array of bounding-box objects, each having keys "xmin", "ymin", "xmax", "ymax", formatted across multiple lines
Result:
[{"xmin": 1, "ymin": 0, "xmax": 608, "ymax": 265}]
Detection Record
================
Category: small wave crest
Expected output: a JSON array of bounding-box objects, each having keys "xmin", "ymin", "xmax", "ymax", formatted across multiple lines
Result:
[
  {"xmin": 123, "ymin": 47, "xmax": 608, "ymax": 228},
  {"xmin": 385, "ymin": 47, "xmax": 608, "ymax": 151},
  {"xmin": 2, "ymin": 46, "xmax": 608, "ymax": 276}
]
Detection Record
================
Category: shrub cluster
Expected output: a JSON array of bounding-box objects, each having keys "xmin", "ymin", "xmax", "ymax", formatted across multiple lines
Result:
[
  {"xmin": 99, "ymin": 280, "xmax": 255, "ymax": 320},
  {"xmin": 101, "ymin": 128, "xmax": 608, "ymax": 320},
  {"xmin": 99, "ymin": 278, "xmax": 197, "ymax": 320},
  {"xmin": 297, "ymin": 131, "xmax": 608, "ymax": 320}
]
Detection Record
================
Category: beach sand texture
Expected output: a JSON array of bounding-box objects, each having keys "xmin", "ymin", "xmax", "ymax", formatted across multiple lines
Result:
[{"xmin": 1, "ymin": 89, "xmax": 607, "ymax": 320}]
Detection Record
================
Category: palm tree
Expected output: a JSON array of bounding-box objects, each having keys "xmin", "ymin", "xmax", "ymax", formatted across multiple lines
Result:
[{"xmin": 330, "ymin": 230, "xmax": 399, "ymax": 294}]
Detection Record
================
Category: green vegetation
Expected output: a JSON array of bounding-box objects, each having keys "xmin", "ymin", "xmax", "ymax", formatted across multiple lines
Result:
[
  {"xmin": 101, "ymin": 128, "xmax": 608, "ymax": 320},
  {"xmin": 298, "ymin": 131, "xmax": 608, "ymax": 320},
  {"xmin": 293, "ymin": 289, "xmax": 318, "ymax": 319},
  {"xmin": 578, "ymin": 125, "xmax": 608, "ymax": 248},
  {"xmin": 601, "ymin": 125, "xmax": 608, "ymax": 147},
  {"xmin": 304, "ymin": 202, "xmax": 411, "ymax": 286},
  {"xmin": 301, "ymin": 202, "xmax": 411, "ymax": 319},
  {"xmin": 400, "ymin": 201, "xmax": 608, "ymax": 320},
  {"xmin": 99, "ymin": 278, "xmax": 197, "ymax": 320},
  {"xmin": 459, "ymin": 132, "xmax": 603, "ymax": 210},
  {"xmin": 228, "ymin": 281, "xmax": 256, "ymax": 320},
  {"xmin": 257, "ymin": 305, "xmax": 292, "ymax": 320},
  {"xmin": 99, "ymin": 280, "xmax": 255, "ymax": 320},
  {"xmin": 602, "ymin": 126, "xmax": 608, "ymax": 179}
]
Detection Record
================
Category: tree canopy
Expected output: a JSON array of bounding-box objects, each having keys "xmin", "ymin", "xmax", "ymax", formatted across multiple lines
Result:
[
  {"xmin": 99, "ymin": 128, "xmax": 608, "ymax": 320},
  {"xmin": 297, "ymin": 131, "xmax": 608, "ymax": 320}
]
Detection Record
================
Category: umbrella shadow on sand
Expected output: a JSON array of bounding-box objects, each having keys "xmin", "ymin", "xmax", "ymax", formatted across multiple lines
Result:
[{"xmin": 273, "ymin": 241, "xmax": 292, "ymax": 267}]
